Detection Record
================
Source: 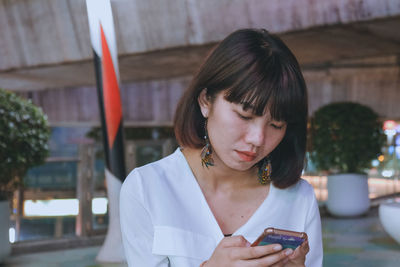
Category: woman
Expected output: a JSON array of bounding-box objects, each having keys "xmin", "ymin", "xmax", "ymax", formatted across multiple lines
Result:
[{"xmin": 120, "ymin": 29, "xmax": 323, "ymax": 267}]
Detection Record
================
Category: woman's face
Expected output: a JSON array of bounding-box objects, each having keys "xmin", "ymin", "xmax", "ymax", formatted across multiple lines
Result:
[{"xmin": 199, "ymin": 90, "xmax": 287, "ymax": 172}]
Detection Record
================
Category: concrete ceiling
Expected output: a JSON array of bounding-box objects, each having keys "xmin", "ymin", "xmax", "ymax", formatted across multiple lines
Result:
[{"xmin": 1, "ymin": 16, "xmax": 399, "ymax": 92}]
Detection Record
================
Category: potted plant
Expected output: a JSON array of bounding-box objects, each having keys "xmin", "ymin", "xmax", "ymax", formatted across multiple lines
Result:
[
  {"xmin": 0, "ymin": 89, "xmax": 50, "ymax": 261},
  {"xmin": 310, "ymin": 102, "xmax": 385, "ymax": 217}
]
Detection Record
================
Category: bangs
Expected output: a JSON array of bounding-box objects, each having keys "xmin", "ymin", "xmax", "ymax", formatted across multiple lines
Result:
[
  {"xmin": 174, "ymin": 29, "xmax": 308, "ymax": 188},
  {"xmin": 224, "ymin": 55, "xmax": 306, "ymax": 124}
]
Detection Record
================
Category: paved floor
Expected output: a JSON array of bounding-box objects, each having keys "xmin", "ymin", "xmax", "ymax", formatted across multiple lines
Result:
[
  {"xmin": 1, "ymin": 246, "xmax": 126, "ymax": 267},
  {"xmin": 321, "ymin": 207, "xmax": 400, "ymax": 266},
  {"xmin": 2, "ymin": 207, "xmax": 400, "ymax": 267}
]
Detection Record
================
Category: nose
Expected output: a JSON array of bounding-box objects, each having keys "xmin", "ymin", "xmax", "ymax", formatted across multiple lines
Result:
[{"xmin": 245, "ymin": 122, "xmax": 265, "ymax": 147}]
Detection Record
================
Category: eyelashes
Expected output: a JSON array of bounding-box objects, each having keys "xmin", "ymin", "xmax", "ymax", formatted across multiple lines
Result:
[
  {"xmin": 236, "ymin": 112, "xmax": 285, "ymax": 130},
  {"xmin": 237, "ymin": 113, "xmax": 252, "ymax": 120},
  {"xmin": 271, "ymin": 124, "xmax": 284, "ymax": 130}
]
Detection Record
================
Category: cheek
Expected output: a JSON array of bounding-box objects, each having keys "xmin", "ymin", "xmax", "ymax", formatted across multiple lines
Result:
[
  {"xmin": 272, "ymin": 131, "xmax": 286, "ymax": 148},
  {"xmin": 211, "ymin": 110, "xmax": 244, "ymax": 131},
  {"xmin": 263, "ymin": 130, "xmax": 286, "ymax": 152},
  {"xmin": 208, "ymin": 115, "xmax": 245, "ymax": 145},
  {"xmin": 221, "ymin": 117, "xmax": 248, "ymax": 141}
]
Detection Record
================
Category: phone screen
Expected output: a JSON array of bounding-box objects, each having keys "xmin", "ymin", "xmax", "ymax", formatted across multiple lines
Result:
[{"xmin": 258, "ymin": 233, "xmax": 305, "ymax": 250}]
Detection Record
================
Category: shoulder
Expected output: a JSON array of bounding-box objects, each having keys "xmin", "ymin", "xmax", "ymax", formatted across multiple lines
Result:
[
  {"xmin": 293, "ymin": 178, "xmax": 315, "ymax": 196},
  {"xmin": 270, "ymin": 179, "xmax": 320, "ymax": 226},
  {"xmin": 121, "ymin": 148, "xmax": 185, "ymax": 201},
  {"xmin": 123, "ymin": 148, "xmax": 183, "ymax": 186},
  {"xmin": 272, "ymin": 178, "xmax": 316, "ymax": 203},
  {"xmin": 275, "ymin": 178, "xmax": 314, "ymax": 194}
]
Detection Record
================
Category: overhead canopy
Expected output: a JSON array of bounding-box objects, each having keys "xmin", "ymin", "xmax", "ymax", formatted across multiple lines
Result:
[{"xmin": 0, "ymin": 0, "xmax": 399, "ymax": 92}]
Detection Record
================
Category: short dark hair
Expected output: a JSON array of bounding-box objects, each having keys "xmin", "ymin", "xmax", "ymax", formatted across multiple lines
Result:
[{"xmin": 174, "ymin": 29, "xmax": 308, "ymax": 189}]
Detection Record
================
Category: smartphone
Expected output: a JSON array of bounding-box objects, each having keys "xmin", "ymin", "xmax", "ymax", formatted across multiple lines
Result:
[{"xmin": 251, "ymin": 227, "xmax": 307, "ymax": 250}]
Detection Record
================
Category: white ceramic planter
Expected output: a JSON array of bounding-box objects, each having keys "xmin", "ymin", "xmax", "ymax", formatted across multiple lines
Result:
[
  {"xmin": 326, "ymin": 173, "xmax": 370, "ymax": 217},
  {"xmin": 379, "ymin": 201, "xmax": 400, "ymax": 244},
  {"xmin": 0, "ymin": 201, "xmax": 11, "ymax": 262}
]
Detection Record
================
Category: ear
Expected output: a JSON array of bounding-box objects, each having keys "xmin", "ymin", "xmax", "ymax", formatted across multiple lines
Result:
[{"xmin": 198, "ymin": 88, "xmax": 211, "ymax": 118}]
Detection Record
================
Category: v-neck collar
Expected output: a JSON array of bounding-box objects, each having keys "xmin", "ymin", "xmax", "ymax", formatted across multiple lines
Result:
[{"xmin": 176, "ymin": 148, "xmax": 275, "ymax": 239}]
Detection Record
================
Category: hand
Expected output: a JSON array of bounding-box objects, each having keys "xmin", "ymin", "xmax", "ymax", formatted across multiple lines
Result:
[
  {"xmin": 282, "ymin": 240, "xmax": 310, "ymax": 267},
  {"xmin": 204, "ymin": 235, "xmax": 294, "ymax": 267}
]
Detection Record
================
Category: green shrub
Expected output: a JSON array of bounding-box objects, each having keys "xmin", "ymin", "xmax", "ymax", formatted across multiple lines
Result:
[
  {"xmin": 310, "ymin": 102, "xmax": 385, "ymax": 174},
  {"xmin": 0, "ymin": 89, "xmax": 50, "ymax": 200}
]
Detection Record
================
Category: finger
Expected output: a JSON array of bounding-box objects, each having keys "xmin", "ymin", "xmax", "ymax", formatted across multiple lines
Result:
[
  {"xmin": 250, "ymin": 248, "xmax": 294, "ymax": 266},
  {"xmin": 270, "ymin": 258, "xmax": 285, "ymax": 267},
  {"xmin": 301, "ymin": 240, "xmax": 310, "ymax": 254},
  {"xmin": 235, "ymin": 244, "xmax": 283, "ymax": 260},
  {"xmin": 282, "ymin": 257, "xmax": 290, "ymax": 264},
  {"xmin": 221, "ymin": 235, "xmax": 250, "ymax": 248},
  {"xmin": 288, "ymin": 240, "xmax": 309, "ymax": 260},
  {"xmin": 287, "ymin": 246, "xmax": 301, "ymax": 260}
]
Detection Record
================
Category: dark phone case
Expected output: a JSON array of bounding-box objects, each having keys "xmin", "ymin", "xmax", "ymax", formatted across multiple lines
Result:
[{"xmin": 251, "ymin": 227, "xmax": 307, "ymax": 250}]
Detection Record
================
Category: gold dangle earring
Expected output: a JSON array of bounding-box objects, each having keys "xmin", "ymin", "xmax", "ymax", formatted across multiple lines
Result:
[
  {"xmin": 258, "ymin": 158, "xmax": 272, "ymax": 185},
  {"xmin": 201, "ymin": 119, "xmax": 214, "ymax": 168}
]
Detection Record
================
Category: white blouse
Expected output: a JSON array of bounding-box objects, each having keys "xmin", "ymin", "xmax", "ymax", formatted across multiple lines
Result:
[{"xmin": 120, "ymin": 148, "xmax": 323, "ymax": 267}]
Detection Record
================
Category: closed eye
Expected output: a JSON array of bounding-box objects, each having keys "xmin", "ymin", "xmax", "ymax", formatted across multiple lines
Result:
[
  {"xmin": 270, "ymin": 123, "xmax": 285, "ymax": 130},
  {"xmin": 237, "ymin": 113, "xmax": 252, "ymax": 121}
]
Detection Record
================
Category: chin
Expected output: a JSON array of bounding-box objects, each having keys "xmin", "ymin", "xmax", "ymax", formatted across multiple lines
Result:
[{"xmin": 229, "ymin": 161, "xmax": 254, "ymax": 171}]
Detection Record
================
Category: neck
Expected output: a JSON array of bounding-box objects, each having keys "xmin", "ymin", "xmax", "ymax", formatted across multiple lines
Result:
[{"xmin": 182, "ymin": 147, "xmax": 259, "ymax": 193}]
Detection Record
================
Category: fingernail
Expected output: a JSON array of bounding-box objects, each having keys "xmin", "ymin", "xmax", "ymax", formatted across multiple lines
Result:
[
  {"xmin": 285, "ymin": 249, "xmax": 293, "ymax": 255},
  {"xmin": 274, "ymin": 244, "xmax": 282, "ymax": 251}
]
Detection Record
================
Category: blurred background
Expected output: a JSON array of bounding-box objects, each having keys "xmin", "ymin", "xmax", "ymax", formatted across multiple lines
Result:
[{"xmin": 0, "ymin": 0, "xmax": 399, "ymax": 266}]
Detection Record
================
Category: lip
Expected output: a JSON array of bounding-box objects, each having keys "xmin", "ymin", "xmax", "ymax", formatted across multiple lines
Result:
[{"xmin": 235, "ymin": 150, "xmax": 257, "ymax": 162}]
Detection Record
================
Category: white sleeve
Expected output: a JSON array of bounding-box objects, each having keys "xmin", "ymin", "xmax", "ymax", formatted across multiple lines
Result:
[
  {"xmin": 304, "ymin": 193, "xmax": 323, "ymax": 267},
  {"xmin": 120, "ymin": 171, "xmax": 169, "ymax": 267}
]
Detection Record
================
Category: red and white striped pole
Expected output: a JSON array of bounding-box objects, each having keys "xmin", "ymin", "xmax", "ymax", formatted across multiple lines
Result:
[{"xmin": 86, "ymin": 0, "xmax": 126, "ymax": 262}]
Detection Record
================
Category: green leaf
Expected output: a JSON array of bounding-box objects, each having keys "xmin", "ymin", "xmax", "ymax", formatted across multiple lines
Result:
[
  {"xmin": 310, "ymin": 102, "xmax": 385, "ymax": 174},
  {"xmin": 0, "ymin": 88, "xmax": 50, "ymax": 197}
]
